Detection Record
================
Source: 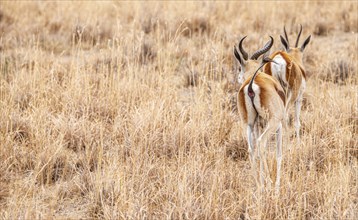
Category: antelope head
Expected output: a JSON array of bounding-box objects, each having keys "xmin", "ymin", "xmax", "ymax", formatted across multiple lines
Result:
[
  {"xmin": 280, "ymin": 25, "xmax": 311, "ymax": 63},
  {"xmin": 234, "ymin": 36, "xmax": 274, "ymax": 84}
]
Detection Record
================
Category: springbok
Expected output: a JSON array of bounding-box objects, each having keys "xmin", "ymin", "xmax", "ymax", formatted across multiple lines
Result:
[
  {"xmin": 264, "ymin": 25, "xmax": 311, "ymax": 142},
  {"xmin": 234, "ymin": 36, "xmax": 286, "ymax": 193}
]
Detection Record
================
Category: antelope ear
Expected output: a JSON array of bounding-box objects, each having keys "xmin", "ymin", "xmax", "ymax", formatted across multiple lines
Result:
[
  {"xmin": 300, "ymin": 35, "xmax": 311, "ymax": 51},
  {"xmin": 280, "ymin": 35, "xmax": 289, "ymax": 51},
  {"xmin": 234, "ymin": 46, "xmax": 243, "ymax": 65}
]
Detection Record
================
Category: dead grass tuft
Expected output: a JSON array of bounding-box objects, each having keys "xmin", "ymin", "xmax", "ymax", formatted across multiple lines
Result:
[
  {"xmin": 73, "ymin": 24, "xmax": 112, "ymax": 47},
  {"xmin": 63, "ymin": 128, "xmax": 86, "ymax": 153},
  {"xmin": 139, "ymin": 40, "xmax": 157, "ymax": 64},
  {"xmin": 314, "ymin": 22, "xmax": 333, "ymax": 36},
  {"xmin": 301, "ymin": 93, "xmax": 313, "ymax": 111},
  {"xmin": 0, "ymin": 166, "xmax": 10, "ymax": 205},
  {"xmin": 48, "ymin": 21, "xmax": 62, "ymax": 34},
  {"xmin": 14, "ymin": 92, "xmax": 32, "ymax": 110},
  {"xmin": 141, "ymin": 16, "xmax": 167, "ymax": 35},
  {"xmin": 222, "ymin": 78, "xmax": 240, "ymax": 112},
  {"xmin": 252, "ymin": 18, "xmax": 266, "ymax": 33},
  {"xmin": 1, "ymin": 116, "xmax": 34, "ymax": 143},
  {"xmin": 225, "ymin": 139, "xmax": 248, "ymax": 161},
  {"xmin": 184, "ymin": 69, "xmax": 200, "ymax": 87},
  {"xmin": 0, "ymin": 9, "xmax": 14, "ymax": 33},
  {"xmin": 35, "ymin": 153, "xmax": 73, "ymax": 185},
  {"xmin": 180, "ymin": 16, "xmax": 212, "ymax": 37},
  {"xmin": 322, "ymin": 60, "xmax": 355, "ymax": 84},
  {"xmin": 341, "ymin": 10, "xmax": 358, "ymax": 33}
]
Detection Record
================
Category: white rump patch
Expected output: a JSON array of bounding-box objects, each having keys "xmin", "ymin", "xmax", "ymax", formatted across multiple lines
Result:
[
  {"xmin": 271, "ymin": 54, "xmax": 287, "ymax": 84},
  {"xmin": 244, "ymin": 83, "xmax": 261, "ymax": 125}
]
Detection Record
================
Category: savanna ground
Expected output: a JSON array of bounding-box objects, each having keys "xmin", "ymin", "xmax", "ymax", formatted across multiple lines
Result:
[{"xmin": 0, "ymin": 1, "xmax": 357, "ymax": 219}]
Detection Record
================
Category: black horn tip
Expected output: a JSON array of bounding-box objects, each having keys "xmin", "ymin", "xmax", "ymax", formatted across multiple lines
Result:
[
  {"xmin": 238, "ymin": 36, "xmax": 247, "ymax": 44},
  {"xmin": 238, "ymin": 36, "xmax": 248, "ymax": 60},
  {"xmin": 295, "ymin": 24, "xmax": 303, "ymax": 47},
  {"xmin": 269, "ymin": 35, "xmax": 274, "ymax": 43},
  {"xmin": 265, "ymin": 35, "xmax": 274, "ymax": 48},
  {"xmin": 299, "ymin": 24, "xmax": 303, "ymax": 34}
]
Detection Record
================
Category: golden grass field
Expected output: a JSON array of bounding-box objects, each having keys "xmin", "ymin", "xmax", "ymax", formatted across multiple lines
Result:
[{"xmin": 0, "ymin": 1, "xmax": 357, "ymax": 219}]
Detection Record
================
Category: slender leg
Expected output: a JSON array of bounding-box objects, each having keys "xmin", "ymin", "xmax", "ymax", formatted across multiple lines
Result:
[
  {"xmin": 257, "ymin": 119, "xmax": 280, "ymax": 190},
  {"xmin": 258, "ymin": 141, "xmax": 265, "ymax": 190},
  {"xmin": 275, "ymin": 123, "xmax": 283, "ymax": 195},
  {"xmin": 247, "ymin": 125, "xmax": 258, "ymax": 185},
  {"xmin": 258, "ymin": 133, "xmax": 271, "ymax": 190},
  {"xmin": 254, "ymin": 122, "xmax": 260, "ymax": 143},
  {"xmin": 294, "ymin": 92, "xmax": 303, "ymax": 143},
  {"xmin": 253, "ymin": 120, "xmax": 266, "ymax": 190},
  {"xmin": 285, "ymin": 91, "xmax": 292, "ymax": 112},
  {"xmin": 247, "ymin": 125, "xmax": 255, "ymax": 163},
  {"xmin": 253, "ymin": 122, "xmax": 260, "ymax": 185},
  {"xmin": 284, "ymin": 91, "xmax": 292, "ymax": 128}
]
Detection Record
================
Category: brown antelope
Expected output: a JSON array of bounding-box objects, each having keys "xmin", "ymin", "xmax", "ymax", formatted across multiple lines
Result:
[
  {"xmin": 264, "ymin": 25, "xmax": 311, "ymax": 142},
  {"xmin": 234, "ymin": 36, "xmax": 286, "ymax": 193}
]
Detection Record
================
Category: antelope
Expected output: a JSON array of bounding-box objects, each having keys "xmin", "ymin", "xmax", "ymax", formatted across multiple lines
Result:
[
  {"xmin": 264, "ymin": 25, "xmax": 311, "ymax": 142},
  {"xmin": 234, "ymin": 36, "xmax": 286, "ymax": 193}
]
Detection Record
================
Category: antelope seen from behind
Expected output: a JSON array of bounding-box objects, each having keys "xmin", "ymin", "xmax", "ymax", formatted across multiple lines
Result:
[
  {"xmin": 264, "ymin": 25, "xmax": 311, "ymax": 142},
  {"xmin": 234, "ymin": 36, "xmax": 286, "ymax": 193}
]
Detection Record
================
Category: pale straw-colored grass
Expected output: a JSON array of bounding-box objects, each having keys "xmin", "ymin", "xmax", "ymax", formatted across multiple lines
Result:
[{"xmin": 0, "ymin": 1, "xmax": 357, "ymax": 219}]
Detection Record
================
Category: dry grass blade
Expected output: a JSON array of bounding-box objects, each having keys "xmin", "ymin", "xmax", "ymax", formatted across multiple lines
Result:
[{"xmin": 0, "ymin": 1, "xmax": 357, "ymax": 219}]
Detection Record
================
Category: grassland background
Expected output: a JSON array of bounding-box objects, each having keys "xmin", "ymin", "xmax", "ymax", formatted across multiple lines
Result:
[{"xmin": 0, "ymin": 1, "xmax": 357, "ymax": 219}]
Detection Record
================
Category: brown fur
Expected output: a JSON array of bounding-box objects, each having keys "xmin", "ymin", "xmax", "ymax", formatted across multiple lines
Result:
[
  {"xmin": 238, "ymin": 72, "xmax": 285, "ymax": 123},
  {"xmin": 299, "ymin": 65, "xmax": 306, "ymax": 79},
  {"xmin": 238, "ymin": 88, "xmax": 247, "ymax": 123},
  {"xmin": 276, "ymin": 88, "xmax": 286, "ymax": 105},
  {"xmin": 263, "ymin": 61, "xmax": 272, "ymax": 76},
  {"xmin": 255, "ymin": 73, "xmax": 286, "ymax": 109},
  {"xmin": 287, "ymin": 63, "xmax": 303, "ymax": 103},
  {"xmin": 264, "ymin": 51, "xmax": 306, "ymax": 105}
]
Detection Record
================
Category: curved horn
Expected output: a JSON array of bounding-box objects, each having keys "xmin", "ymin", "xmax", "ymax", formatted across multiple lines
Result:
[
  {"xmin": 295, "ymin": 24, "xmax": 302, "ymax": 47},
  {"xmin": 238, "ymin": 36, "xmax": 248, "ymax": 60},
  {"xmin": 284, "ymin": 26, "xmax": 290, "ymax": 46},
  {"xmin": 250, "ymin": 36, "xmax": 274, "ymax": 60}
]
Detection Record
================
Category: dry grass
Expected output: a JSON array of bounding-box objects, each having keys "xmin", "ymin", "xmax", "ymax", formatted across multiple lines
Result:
[{"xmin": 0, "ymin": 1, "xmax": 357, "ymax": 219}]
